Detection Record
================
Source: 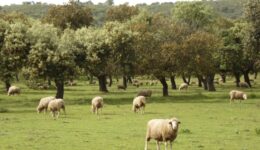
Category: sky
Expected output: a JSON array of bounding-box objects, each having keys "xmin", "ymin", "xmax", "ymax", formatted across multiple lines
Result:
[{"xmin": 0, "ymin": 0, "xmax": 197, "ymax": 6}]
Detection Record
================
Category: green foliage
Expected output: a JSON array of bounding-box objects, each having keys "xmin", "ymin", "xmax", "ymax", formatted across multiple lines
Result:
[
  {"xmin": 0, "ymin": 21, "xmax": 30, "ymax": 85},
  {"xmin": 105, "ymin": 4, "xmax": 139, "ymax": 22},
  {"xmin": 173, "ymin": 2, "xmax": 215, "ymax": 31},
  {"xmin": 74, "ymin": 27, "xmax": 111, "ymax": 76},
  {"xmin": 42, "ymin": 1, "xmax": 93, "ymax": 30}
]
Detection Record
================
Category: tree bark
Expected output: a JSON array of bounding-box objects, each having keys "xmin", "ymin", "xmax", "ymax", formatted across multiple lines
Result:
[
  {"xmin": 170, "ymin": 75, "xmax": 177, "ymax": 90},
  {"xmin": 182, "ymin": 74, "xmax": 188, "ymax": 84},
  {"xmin": 15, "ymin": 74, "xmax": 19, "ymax": 82},
  {"xmin": 198, "ymin": 77, "xmax": 202, "ymax": 87},
  {"xmin": 5, "ymin": 80, "xmax": 11, "ymax": 92},
  {"xmin": 108, "ymin": 75, "xmax": 112, "ymax": 87},
  {"xmin": 243, "ymin": 71, "xmax": 252, "ymax": 88},
  {"xmin": 220, "ymin": 72, "xmax": 226, "ymax": 83},
  {"xmin": 123, "ymin": 76, "xmax": 127, "ymax": 88},
  {"xmin": 157, "ymin": 76, "xmax": 168, "ymax": 96},
  {"xmin": 97, "ymin": 75, "xmax": 108, "ymax": 92},
  {"xmin": 198, "ymin": 75, "xmax": 207, "ymax": 90},
  {"xmin": 127, "ymin": 76, "xmax": 132, "ymax": 84},
  {"xmin": 255, "ymin": 72, "xmax": 258, "ymax": 79},
  {"xmin": 206, "ymin": 74, "xmax": 216, "ymax": 91},
  {"xmin": 48, "ymin": 79, "xmax": 51, "ymax": 86},
  {"xmin": 234, "ymin": 72, "xmax": 240, "ymax": 87},
  {"xmin": 89, "ymin": 75, "xmax": 94, "ymax": 84},
  {"xmin": 55, "ymin": 79, "xmax": 64, "ymax": 99}
]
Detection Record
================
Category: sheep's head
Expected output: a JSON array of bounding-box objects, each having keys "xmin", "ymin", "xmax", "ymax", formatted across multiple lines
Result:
[
  {"xmin": 169, "ymin": 118, "xmax": 181, "ymax": 129},
  {"xmin": 37, "ymin": 106, "xmax": 44, "ymax": 113},
  {"xmin": 243, "ymin": 94, "xmax": 247, "ymax": 100}
]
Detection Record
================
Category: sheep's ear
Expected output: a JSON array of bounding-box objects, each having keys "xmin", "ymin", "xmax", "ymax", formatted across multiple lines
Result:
[{"xmin": 178, "ymin": 121, "xmax": 181, "ymax": 124}]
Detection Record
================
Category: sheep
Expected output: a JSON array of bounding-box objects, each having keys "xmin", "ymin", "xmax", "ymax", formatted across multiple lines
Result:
[
  {"xmin": 145, "ymin": 117, "xmax": 181, "ymax": 150},
  {"xmin": 229, "ymin": 90, "xmax": 247, "ymax": 104},
  {"xmin": 132, "ymin": 96, "xmax": 146, "ymax": 114},
  {"xmin": 117, "ymin": 85, "xmax": 126, "ymax": 90},
  {"xmin": 137, "ymin": 90, "xmax": 152, "ymax": 97},
  {"xmin": 48, "ymin": 99, "xmax": 66, "ymax": 119},
  {"xmin": 7, "ymin": 86, "xmax": 21, "ymax": 96},
  {"xmin": 239, "ymin": 82, "xmax": 249, "ymax": 88},
  {"xmin": 91, "ymin": 96, "xmax": 104, "ymax": 115},
  {"xmin": 37, "ymin": 96, "xmax": 55, "ymax": 114},
  {"xmin": 179, "ymin": 83, "xmax": 188, "ymax": 91}
]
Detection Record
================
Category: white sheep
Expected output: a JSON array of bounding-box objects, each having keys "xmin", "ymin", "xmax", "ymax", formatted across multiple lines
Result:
[
  {"xmin": 48, "ymin": 99, "xmax": 66, "ymax": 119},
  {"xmin": 132, "ymin": 96, "xmax": 146, "ymax": 114},
  {"xmin": 239, "ymin": 82, "xmax": 249, "ymax": 88},
  {"xmin": 229, "ymin": 90, "xmax": 247, "ymax": 103},
  {"xmin": 179, "ymin": 83, "xmax": 188, "ymax": 91},
  {"xmin": 91, "ymin": 96, "xmax": 104, "ymax": 115},
  {"xmin": 137, "ymin": 90, "xmax": 152, "ymax": 97},
  {"xmin": 145, "ymin": 118, "xmax": 181, "ymax": 150},
  {"xmin": 37, "ymin": 96, "xmax": 55, "ymax": 114},
  {"xmin": 7, "ymin": 86, "xmax": 21, "ymax": 96}
]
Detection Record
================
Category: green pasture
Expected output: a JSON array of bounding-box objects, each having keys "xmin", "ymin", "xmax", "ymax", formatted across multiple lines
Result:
[{"xmin": 0, "ymin": 77, "xmax": 260, "ymax": 150}]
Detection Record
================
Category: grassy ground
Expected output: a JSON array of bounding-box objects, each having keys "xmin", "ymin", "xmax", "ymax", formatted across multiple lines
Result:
[{"xmin": 0, "ymin": 77, "xmax": 260, "ymax": 150}]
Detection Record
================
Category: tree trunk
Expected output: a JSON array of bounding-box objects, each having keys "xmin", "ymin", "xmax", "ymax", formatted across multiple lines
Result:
[
  {"xmin": 97, "ymin": 75, "xmax": 108, "ymax": 92},
  {"xmin": 206, "ymin": 74, "xmax": 216, "ymax": 91},
  {"xmin": 157, "ymin": 76, "xmax": 168, "ymax": 96},
  {"xmin": 48, "ymin": 79, "xmax": 51, "ymax": 86},
  {"xmin": 123, "ymin": 76, "xmax": 127, "ymax": 88},
  {"xmin": 5, "ymin": 80, "xmax": 11, "ymax": 92},
  {"xmin": 55, "ymin": 79, "xmax": 64, "ymax": 99},
  {"xmin": 108, "ymin": 75, "xmax": 112, "ymax": 87},
  {"xmin": 255, "ymin": 72, "xmax": 257, "ymax": 79},
  {"xmin": 170, "ymin": 75, "xmax": 177, "ymax": 90},
  {"xmin": 198, "ymin": 77, "xmax": 202, "ymax": 87},
  {"xmin": 89, "ymin": 75, "xmax": 94, "ymax": 84},
  {"xmin": 182, "ymin": 74, "xmax": 187, "ymax": 84},
  {"xmin": 220, "ymin": 72, "xmax": 226, "ymax": 83},
  {"xmin": 243, "ymin": 71, "xmax": 252, "ymax": 88},
  {"xmin": 198, "ymin": 75, "xmax": 207, "ymax": 90},
  {"xmin": 15, "ymin": 74, "xmax": 19, "ymax": 82},
  {"xmin": 187, "ymin": 75, "xmax": 191, "ymax": 85},
  {"xmin": 234, "ymin": 72, "xmax": 240, "ymax": 87},
  {"xmin": 127, "ymin": 76, "xmax": 132, "ymax": 84}
]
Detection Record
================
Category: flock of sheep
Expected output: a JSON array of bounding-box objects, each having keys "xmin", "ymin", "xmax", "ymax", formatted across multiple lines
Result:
[{"xmin": 6, "ymin": 81, "xmax": 248, "ymax": 150}]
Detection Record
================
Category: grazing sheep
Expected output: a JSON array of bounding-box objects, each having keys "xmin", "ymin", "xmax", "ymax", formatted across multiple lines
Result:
[
  {"xmin": 145, "ymin": 117, "xmax": 181, "ymax": 150},
  {"xmin": 7, "ymin": 86, "xmax": 21, "ymax": 96},
  {"xmin": 179, "ymin": 83, "xmax": 188, "ymax": 91},
  {"xmin": 229, "ymin": 90, "xmax": 247, "ymax": 103},
  {"xmin": 91, "ymin": 96, "xmax": 104, "ymax": 115},
  {"xmin": 137, "ymin": 90, "xmax": 152, "ymax": 97},
  {"xmin": 37, "ymin": 96, "xmax": 55, "ymax": 114},
  {"xmin": 239, "ymin": 82, "xmax": 249, "ymax": 88},
  {"xmin": 48, "ymin": 99, "xmax": 66, "ymax": 119},
  {"xmin": 132, "ymin": 96, "xmax": 146, "ymax": 114},
  {"xmin": 117, "ymin": 85, "xmax": 126, "ymax": 90}
]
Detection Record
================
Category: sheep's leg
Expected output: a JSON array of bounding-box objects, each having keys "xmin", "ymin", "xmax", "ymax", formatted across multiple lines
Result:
[
  {"xmin": 170, "ymin": 142, "xmax": 172, "ymax": 150},
  {"xmin": 57, "ymin": 111, "xmax": 60, "ymax": 118},
  {"xmin": 144, "ymin": 140, "xmax": 148, "ymax": 150},
  {"xmin": 156, "ymin": 141, "xmax": 160, "ymax": 150},
  {"xmin": 164, "ymin": 141, "xmax": 168, "ymax": 150}
]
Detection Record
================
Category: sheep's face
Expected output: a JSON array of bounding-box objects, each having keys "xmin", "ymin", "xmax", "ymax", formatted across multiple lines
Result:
[
  {"xmin": 169, "ymin": 118, "xmax": 181, "ymax": 129},
  {"xmin": 243, "ymin": 94, "xmax": 247, "ymax": 100}
]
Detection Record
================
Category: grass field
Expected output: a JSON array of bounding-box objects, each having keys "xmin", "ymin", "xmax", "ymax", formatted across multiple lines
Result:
[{"xmin": 0, "ymin": 77, "xmax": 260, "ymax": 150}]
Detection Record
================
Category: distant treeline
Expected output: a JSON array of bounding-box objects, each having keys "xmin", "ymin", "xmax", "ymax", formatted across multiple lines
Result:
[{"xmin": 0, "ymin": 0, "xmax": 245, "ymax": 26}]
